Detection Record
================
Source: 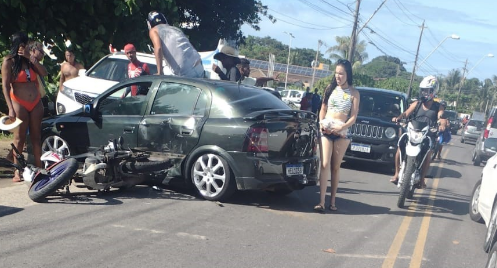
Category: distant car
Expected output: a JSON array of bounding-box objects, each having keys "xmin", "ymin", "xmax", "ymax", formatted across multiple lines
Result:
[
  {"xmin": 472, "ymin": 133, "xmax": 497, "ymax": 166},
  {"xmin": 40, "ymin": 76, "xmax": 319, "ymax": 201},
  {"xmin": 344, "ymin": 87, "xmax": 408, "ymax": 164},
  {"xmin": 280, "ymin": 89, "xmax": 305, "ymax": 108},
  {"xmin": 461, "ymin": 119, "xmax": 485, "ymax": 144},
  {"xmin": 56, "ymin": 52, "xmax": 158, "ymax": 115},
  {"xmin": 485, "ymin": 106, "xmax": 497, "ymax": 139},
  {"xmin": 443, "ymin": 110, "xmax": 460, "ymax": 134},
  {"xmin": 469, "ymin": 153, "xmax": 497, "ymax": 254}
]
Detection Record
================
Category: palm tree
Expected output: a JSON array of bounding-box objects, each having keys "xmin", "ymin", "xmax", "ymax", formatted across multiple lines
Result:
[{"xmin": 326, "ymin": 36, "xmax": 368, "ymax": 68}]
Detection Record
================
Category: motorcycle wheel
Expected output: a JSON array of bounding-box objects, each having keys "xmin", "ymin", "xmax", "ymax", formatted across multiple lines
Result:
[
  {"xmin": 28, "ymin": 158, "xmax": 79, "ymax": 202},
  {"xmin": 123, "ymin": 160, "xmax": 172, "ymax": 173},
  {"xmin": 397, "ymin": 156, "xmax": 415, "ymax": 208}
]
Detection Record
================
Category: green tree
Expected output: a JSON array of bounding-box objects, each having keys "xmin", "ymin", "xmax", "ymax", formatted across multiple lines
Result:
[{"xmin": 325, "ymin": 36, "xmax": 368, "ymax": 67}]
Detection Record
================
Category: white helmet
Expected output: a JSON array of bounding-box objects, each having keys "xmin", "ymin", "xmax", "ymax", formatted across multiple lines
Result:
[{"xmin": 419, "ymin": 75, "xmax": 439, "ymax": 102}]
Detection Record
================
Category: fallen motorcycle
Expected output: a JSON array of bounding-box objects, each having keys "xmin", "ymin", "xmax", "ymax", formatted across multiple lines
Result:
[{"xmin": 0, "ymin": 143, "xmax": 79, "ymax": 203}]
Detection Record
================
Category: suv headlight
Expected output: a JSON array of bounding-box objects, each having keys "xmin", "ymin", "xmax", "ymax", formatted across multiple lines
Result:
[
  {"xmin": 61, "ymin": 86, "xmax": 75, "ymax": 100},
  {"xmin": 384, "ymin": 127, "xmax": 396, "ymax": 139}
]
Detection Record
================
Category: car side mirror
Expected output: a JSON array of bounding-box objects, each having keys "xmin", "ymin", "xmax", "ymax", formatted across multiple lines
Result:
[
  {"xmin": 78, "ymin": 69, "xmax": 87, "ymax": 77},
  {"xmin": 83, "ymin": 103, "xmax": 97, "ymax": 119}
]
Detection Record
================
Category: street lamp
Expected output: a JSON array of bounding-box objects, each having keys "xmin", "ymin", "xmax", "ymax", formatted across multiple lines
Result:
[
  {"xmin": 456, "ymin": 53, "xmax": 494, "ymax": 110},
  {"xmin": 284, "ymin": 32, "xmax": 294, "ymax": 90},
  {"xmin": 468, "ymin": 53, "xmax": 494, "ymax": 75},
  {"xmin": 310, "ymin": 40, "xmax": 323, "ymax": 89},
  {"xmin": 417, "ymin": 34, "xmax": 460, "ymax": 69}
]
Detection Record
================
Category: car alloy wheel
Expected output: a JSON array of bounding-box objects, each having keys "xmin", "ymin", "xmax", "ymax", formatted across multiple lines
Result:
[
  {"xmin": 191, "ymin": 153, "xmax": 235, "ymax": 201},
  {"xmin": 41, "ymin": 135, "xmax": 71, "ymax": 166},
  {"xmin": 485, "ymin": 204, "xmax": 497, "ymax": 252},
  {"xmin": 470, "ymin": 180, "xmax": 483, "ymax": 222}
]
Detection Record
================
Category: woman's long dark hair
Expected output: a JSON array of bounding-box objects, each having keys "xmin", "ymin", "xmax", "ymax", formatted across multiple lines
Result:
[
  {"xmin": 323, "ymin": 59, "xmax": 353, "ymax": 104},
  {"xmin": 8, "ymin": 32, "xmax": 29, "ymax": 81}
]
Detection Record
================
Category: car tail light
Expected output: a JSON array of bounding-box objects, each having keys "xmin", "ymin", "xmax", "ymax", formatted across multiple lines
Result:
[
  {"xmin": 484, "ymin": 117, "xmax": 493, "ymax": 139},
  {"xmin": 245, "ymin": 127, "xmax": 269, "ymax": 152}
]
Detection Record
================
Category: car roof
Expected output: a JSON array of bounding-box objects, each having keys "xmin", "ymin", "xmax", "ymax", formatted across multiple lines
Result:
[{"xmin": 356, "ymin": 86, "xmax": 408, "ymax": 99}]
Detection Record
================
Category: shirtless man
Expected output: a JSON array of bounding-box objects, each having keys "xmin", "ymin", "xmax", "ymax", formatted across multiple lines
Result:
[{"xmin": 59, "ymin": 47, "xmax": 84, "ymax": 91}]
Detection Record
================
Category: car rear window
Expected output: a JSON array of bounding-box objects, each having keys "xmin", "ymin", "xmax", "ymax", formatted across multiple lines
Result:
[
  {"xmin": 484, "ymin": 138, "xmax": 497, "ymax": 149},
  {"xmin": 468, "ymin": 120, "xmax": 484, "ymax": 128},
  {"xmin": 210, "ymin": 85, "xmax": 289, "ymax": 118}
]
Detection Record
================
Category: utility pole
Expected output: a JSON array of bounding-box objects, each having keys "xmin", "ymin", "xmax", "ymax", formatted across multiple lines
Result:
[
  {"xmin": 310, "ymin": 40, "xmax": 322, "ymax": 89},
  {"xmin": 456, "ymin": 58, "xmax": 468, "ymax": 111},
  {"xmin": 347, "ymin": 0, "xmax": 361, "ymax": 63},
  {"xmin": 407, "ymin": 20, "xmax": 425, "ymax": 100}
]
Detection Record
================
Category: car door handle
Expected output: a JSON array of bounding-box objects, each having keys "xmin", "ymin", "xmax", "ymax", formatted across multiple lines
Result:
[
  {"xmin": 160, "ymin": 118, "xmax": 172, "ymax": 126},
  {"xmin": 123, "ymin": 126, "xmax": 135, "ymax": 134}
]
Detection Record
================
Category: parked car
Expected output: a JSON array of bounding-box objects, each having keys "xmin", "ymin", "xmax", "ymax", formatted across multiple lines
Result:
[
  {"xmin": 443, "ymin": 110, "xmax": 460, "ymax": 134},
  {"xmin": 40, "ymin": 76, "xmax": 319, "ymax": 201},
  {"xmin": 461, "ymin": 119, "xmax": 485, "ymax": 144},
  {"xmin": 280, "ymin": 89, "xmax": 305, "ymax": 108},
  {"xmin": 469, "ymin": 153, "xmax": 497, "ymax": 253},
  {"xmin": 344, "ymin": 87, "xmax": 408, "ymax": 164},
  {"xmin": 472, "ymin": 133, "xmax": 497, "ymax": 166},
  {"xmin": 56, "ymin": 51, "xmax": 158, "ymax": 115}
]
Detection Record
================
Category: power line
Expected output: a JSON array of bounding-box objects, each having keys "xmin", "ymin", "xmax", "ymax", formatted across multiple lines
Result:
[
  {"xmin": 392, "ymin": 0, "xmax": 422, "ymax": 25},
  {"xmin": 297, "ymin": 0, "xmax": 355, "ymax": 24},
  {"xmin": 384, "ymin": 3, "xmax": 419, "ymax": 26},
  {"xmin": 318, "ymin": 0, "xmax": 354, "ymax": 15},
  {"xmin": 393, "ymin": 0, "xmax": 424, "ymax": 21},
  {"xmin": 268, "ymin": 8, "xmax": 350, "ymax": 29},
  {"xmin": 271, "ymin": 15, "xmax": 352, "ymax": 30}
]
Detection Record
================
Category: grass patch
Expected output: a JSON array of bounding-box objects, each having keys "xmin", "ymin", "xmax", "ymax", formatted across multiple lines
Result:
[{"xmin": 0, "ymin": 132, "xmax": 13, "ymax": 140}]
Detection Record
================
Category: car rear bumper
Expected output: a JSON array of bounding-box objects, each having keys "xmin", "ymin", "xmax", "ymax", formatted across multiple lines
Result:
[
  {"xmin": 463, "ymin": 132, "xmax": 479, "ymax": 141},
  {"xmin": 228, "ymin": 152, "xmax": 318, "ymax": 190}
]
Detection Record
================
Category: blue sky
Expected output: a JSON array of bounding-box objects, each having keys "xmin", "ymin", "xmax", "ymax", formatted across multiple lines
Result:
[{"xmin": 241, "ymin": 0, "xmax": 497, "ymax": 81}]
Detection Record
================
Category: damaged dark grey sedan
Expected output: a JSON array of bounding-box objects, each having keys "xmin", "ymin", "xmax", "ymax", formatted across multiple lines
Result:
[{"xmin": 39, "ymin": 76, "xmax": 319, "ymax": 201}]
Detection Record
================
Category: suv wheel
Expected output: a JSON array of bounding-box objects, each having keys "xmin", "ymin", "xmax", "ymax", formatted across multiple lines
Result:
[{"xmin": 41, "ymin": 135, "xmax": 71, "ymax": 167}]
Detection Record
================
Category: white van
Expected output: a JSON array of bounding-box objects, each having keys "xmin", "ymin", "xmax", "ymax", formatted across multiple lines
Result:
[
  {"xmin": 280, "ymin": 89, "xmax": 305, "ymax": 108},
  {"xmin": 56, "ymin": 52, "xmax": 158, "ymax": 114}
]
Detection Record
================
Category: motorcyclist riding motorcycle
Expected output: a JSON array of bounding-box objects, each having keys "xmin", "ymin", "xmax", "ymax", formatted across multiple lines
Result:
[
  {"xmin": 390, "ymin": 75, "xmax": 447, "ymax": 188},
  {"xmin": 433, "ymin": 100, "xmax": 451, "ymax": 160}
]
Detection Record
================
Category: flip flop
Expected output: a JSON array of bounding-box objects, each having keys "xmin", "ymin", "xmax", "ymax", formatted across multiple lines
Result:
[
  {"xmin": 313, "ymin": 205, "xmax": 325, "ymax": 213},
  {"xmin": 390, "ymin": 178, "xmax": 398, "ymax": 185},
  {"xmin": 329, "ymin": 205, "xmax": 338, "ymax": 211}
]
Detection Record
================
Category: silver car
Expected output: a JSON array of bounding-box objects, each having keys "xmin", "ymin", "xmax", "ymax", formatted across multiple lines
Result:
[{"xmin": 461, "ymin": 119, "xmax": 485, "ymax": 144}]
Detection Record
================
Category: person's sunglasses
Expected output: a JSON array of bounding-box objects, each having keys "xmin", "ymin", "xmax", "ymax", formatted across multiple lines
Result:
[{"xmin": 337, "ymin": 59, "xmax": 350, "ymax": 64}]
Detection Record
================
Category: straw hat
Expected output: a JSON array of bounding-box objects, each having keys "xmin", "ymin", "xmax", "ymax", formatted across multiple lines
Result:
[
  {"xmin": 214, "ymin": 39, "xmax": 240, "ymax": 63},
  {"xmin": 0, "ymin": 116, "xmax": 23, "ymax": 133}
]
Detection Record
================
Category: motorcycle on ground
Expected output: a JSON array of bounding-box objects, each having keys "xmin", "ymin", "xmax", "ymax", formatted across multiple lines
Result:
[{"xmin": 396, "ymin": 115, "xmax": 437, "ymax": 208}]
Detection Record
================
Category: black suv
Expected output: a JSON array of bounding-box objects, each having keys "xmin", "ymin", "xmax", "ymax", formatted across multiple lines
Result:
[
  {"xmin": 344, "ymin": 87, "xmax": 408, "ymax": 164},
  {"xmin": 444, "ymin": 110, "xmax": 460, "ymax": 134}
]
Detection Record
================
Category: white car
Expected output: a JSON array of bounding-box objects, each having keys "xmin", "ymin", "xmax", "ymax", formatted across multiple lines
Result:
[
  {"xmin": 469, "ymin": 153, "xmax": 497, "ymax": 253},
  {"xmin": 280, "ymin": 89, "xmax": 305, "ymax": 108},
  {"xmin": 56, "ymin": 52, "xmax": 158, "ymax": 115}
]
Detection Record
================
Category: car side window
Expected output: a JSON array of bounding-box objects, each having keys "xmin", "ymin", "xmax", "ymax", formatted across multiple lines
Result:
[
  {"xmin": 150, "ymin": 82, "xmax": 201, "ymax": 115},
  {"xmin": 98, "ymin": 82, "xmax": 151, "ymax": 116}
]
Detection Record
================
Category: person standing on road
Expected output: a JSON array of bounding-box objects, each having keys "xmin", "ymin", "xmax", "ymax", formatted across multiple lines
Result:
[
  {"xmin": 121, "ymin": 43, "xmax": 150, "ymax": 98},
  {"xmin": 1, "ymin": 32, "xmax": 47, "ymax": 181},
  {"xmin": 434, "ymin": 100, "xmax": 451, "ymax": 160},
  {"xmin": 313, "ymin": 59, "xmax": 360, "ymax": 212},
  {"xmin": 389, "ymin": 75, "xmax": 446, "ymax": 188},
  {"xmin": 147, "ymin": 11, "xmax": 204, "ymax": 78},
  {"xmin": 311, "ymin": 88, "xmax": 321, "ymax": 114},
  {"xmin": 59, "ymin": 46, "xmax": 84, "ymax": 92}
]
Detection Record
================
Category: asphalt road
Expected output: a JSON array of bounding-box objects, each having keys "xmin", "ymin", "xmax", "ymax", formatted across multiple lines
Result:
[{"xmin": 0, "ymin": 134, "xmax": 490, "ymax": 268}]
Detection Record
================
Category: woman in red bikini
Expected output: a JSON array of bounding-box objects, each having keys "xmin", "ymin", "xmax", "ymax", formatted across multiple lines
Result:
[{"xmin": 1, "ymin": 32, "xmax": 47, "ymax": 182}]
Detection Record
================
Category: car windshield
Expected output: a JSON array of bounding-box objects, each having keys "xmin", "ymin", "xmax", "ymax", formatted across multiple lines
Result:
[
  {"xmin": 210, "ymin": 85, "xmax": 289, "ymax": 118},
  {"xmin": 358, "ymin": 92, "xmax": 404, "ymax": 118},
  {"xmin": 484, "ymin": 138, "xmax": 497, "ymax": 150},
  {"xmin": 88, "ymin": 57, "xmax": 157, "ymax": 82}
]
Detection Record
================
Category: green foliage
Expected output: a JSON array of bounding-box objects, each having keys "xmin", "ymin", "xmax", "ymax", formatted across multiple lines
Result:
[{"xmin": 239, "ymin": 36, "xmax": 331, "ymax": 67}]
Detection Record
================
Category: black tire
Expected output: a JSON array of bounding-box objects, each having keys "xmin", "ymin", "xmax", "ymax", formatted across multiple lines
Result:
[
  {"xmin": 407, "ymin": 187, "xmax": 415, "ymax": 199},
  {"xmin": 461, "ymin": 138, "xmax": 465, "ymax": 143},
  {"xmin": 485, "ymin": 241, "xmax": 497, "ymax": 268},
  {"xmin": 431, "ymin": 144, "xmax": 438, "ymax": 161},
  {"xmin": 485, "ymin": 202, "xmax": 497, "ymax": 252},
  {"xmin": 469, "ymin": 180, "xmax": 483, "ymax": 223},
  {"xmin": 397, "ymin": 156, "xmax": 415, "ymax": 208},
  {"xmin": 473, "ymin": 152, "xmax": 482, "ymax": 166},
  {"xmin": 28, "ymin": 158, "xmax": 78, "ymax": 202},
  {"xmin": 123, "ymin": 160, "xmax": 171, "ymax": 173},
  {"xmin": 190, "ymin": 153, "xmax": 236, "ymax": 201}
]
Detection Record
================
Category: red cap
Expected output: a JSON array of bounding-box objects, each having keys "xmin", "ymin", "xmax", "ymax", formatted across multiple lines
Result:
[{"xmin": 124, "ymin": 44, "xmax": 136, "ymax": 53}]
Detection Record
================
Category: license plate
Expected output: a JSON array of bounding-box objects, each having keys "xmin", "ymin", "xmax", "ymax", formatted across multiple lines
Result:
[
  {"xmin": 286, "ymin": 164, "xmax": 304, "ymax": 176},
  {"xmin": 351, "ymin": 143, "xmax": 371, "ymax": 153}
]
